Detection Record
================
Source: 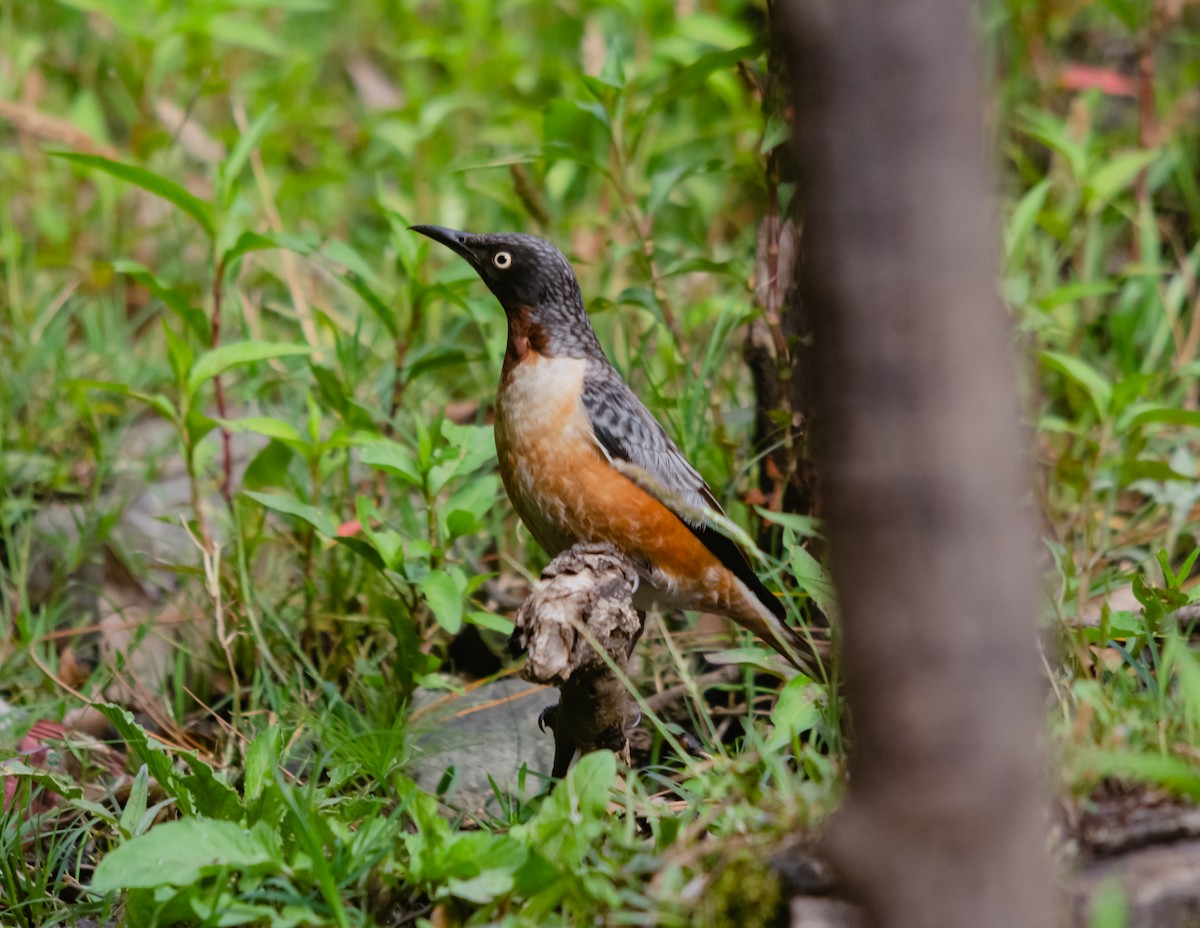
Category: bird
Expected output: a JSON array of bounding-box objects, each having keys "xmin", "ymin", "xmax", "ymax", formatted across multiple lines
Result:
[{"xmin": 411, "ymin": 225, "xmax": 813, "ymax": 669}]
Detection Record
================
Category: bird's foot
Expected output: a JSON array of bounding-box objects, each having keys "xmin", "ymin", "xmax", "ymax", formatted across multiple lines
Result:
[
  {"xmin": 680, "ymin": 731, "xmax": 710, "ymax": 759},
  {"xmin": 538, "ymin": 704, "xmax": 558, "ymax": 733}
]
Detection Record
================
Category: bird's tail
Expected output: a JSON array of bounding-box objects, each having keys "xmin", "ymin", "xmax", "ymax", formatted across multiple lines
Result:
[{"xmin": 733, "ymin": 590, "xmax": 830, "ymax": 675}]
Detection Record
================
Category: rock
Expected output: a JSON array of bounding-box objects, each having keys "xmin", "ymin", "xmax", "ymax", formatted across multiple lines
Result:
[
  {"xmin": 408, "ymin": 677, "xmax": 557, "ymax": 816},
  {"xmin": 1072, "ymin": 839, "xmax": 1200, "ymax": 927}
]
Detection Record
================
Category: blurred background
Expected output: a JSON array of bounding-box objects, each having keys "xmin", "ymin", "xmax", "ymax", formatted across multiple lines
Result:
[{"xmin": 2, "ymin": 1, "xmax": 1200, "ymax": 925}]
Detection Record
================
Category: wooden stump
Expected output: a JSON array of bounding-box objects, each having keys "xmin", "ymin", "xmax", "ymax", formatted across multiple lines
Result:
[{"xmin": 510, "ymin": 542, "xmax": 644, "ymax": 778}]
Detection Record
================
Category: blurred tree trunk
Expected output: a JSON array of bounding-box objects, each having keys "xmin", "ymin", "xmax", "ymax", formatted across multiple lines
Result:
[{"xmin": 777, "ymin": 3, "xmax": 1056, "ymax": 927}]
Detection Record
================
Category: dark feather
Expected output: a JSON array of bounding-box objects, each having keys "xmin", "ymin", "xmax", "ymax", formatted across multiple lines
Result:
[{"xmin": 583, "ymin": 368, "xmax": 786, "ymax": 623}]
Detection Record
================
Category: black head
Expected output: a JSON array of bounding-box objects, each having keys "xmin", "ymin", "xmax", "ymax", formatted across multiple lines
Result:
[{"xmin": 411, "ymin": 225, "xmax": 603, "ymax": 359}]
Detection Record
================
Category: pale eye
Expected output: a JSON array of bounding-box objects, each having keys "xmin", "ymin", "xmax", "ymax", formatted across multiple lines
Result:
[{"xmin": 493, "ymin": 251, "xmax": 513, "ymax": 269}]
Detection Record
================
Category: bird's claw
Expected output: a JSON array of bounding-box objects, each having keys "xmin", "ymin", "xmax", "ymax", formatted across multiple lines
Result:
[
  {"xmin": 538, "ymin": 704, "xmax": 558, "ymax": 733},
  {"xmin": 680, "ymin": 731, "xmax": 710, "ymax": 759}
]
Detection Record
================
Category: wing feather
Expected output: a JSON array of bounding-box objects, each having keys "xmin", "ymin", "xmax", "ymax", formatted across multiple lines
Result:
[{"xmin": 581, "ymin": 362, "xmax": 785, "ymax": 621}]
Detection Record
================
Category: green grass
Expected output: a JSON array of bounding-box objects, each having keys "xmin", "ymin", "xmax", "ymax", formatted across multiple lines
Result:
[{"xmin": 1, "ymin": 0, "xmax": 1199, "ymax": 925}]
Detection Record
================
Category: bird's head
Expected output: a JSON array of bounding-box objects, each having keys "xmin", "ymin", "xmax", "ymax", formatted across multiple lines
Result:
[{"xmin": 411, "ymin": 225, "xmax": 602, "ymax": 359}]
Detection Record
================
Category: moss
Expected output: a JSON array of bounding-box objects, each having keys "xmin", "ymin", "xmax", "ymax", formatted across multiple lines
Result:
[{"xmin": 702, "ymin": 853, "xmax": 785, "ymax": 928}]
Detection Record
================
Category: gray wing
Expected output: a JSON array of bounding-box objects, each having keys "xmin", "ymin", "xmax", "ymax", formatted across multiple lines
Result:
[
  {"xmin": 581, "ymin": 361, "xmax": 787, "ymax": 622},
  {"xmin": 581, "ymin": 362, "xmax": 722, "ymax": 523}
]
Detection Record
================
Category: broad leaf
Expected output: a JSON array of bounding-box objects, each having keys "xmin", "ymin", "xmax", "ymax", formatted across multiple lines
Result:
[
  {"xmin": 244, "ymin": 490, "xmax": 338, "ymax": 537},
  {"xmin": 75, "ymin": 379, "xmax": 177, "ymax": 422},
  {"xmin": 766, "ymin": 674, "xmax": 821, "ymax": 751},
  {"xmin": 419, "ymin": 572, "xmax": 463, "ymax": 634},
  {"xmin": 219, "ymin": 416, "xmax": 305, "ymax": 447},
  {"xmin": 221, "ymin": 229, "xmax": 314, "ymax": 269},
  {"xmin": 1129, "ymin": 407, "xmax": 1200, "ymax": 429},
  {"xmin": 52, "ymin": 152, "xmax": 215, "ymax": 238},
  {"xmin": 91, "ymin": 819, "xmax": 282, "ymax": 891},
  {"xmin": 361, "ymin": 440, "xmax": 423, "ymax": 486},
  {"xmin": 1040, "ymin": 351, "xmax": 1112, "ymax": 417},
  {"xmin": 187, "ymin": 342, "xmax": 311, "ymax": 396}
]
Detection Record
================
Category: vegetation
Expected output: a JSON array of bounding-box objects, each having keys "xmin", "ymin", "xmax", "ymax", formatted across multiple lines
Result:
[{"xmin": 1, "ymin": 0, "xmax": 1198, "ymax": 925}]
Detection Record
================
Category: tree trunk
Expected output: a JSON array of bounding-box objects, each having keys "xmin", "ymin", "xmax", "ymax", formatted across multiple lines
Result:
[{"xmin": 778, "ymin": 3, "xmax": 1056, "ymax": 927}]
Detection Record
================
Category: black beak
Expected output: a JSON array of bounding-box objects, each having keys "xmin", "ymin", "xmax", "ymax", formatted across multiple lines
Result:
[{"xmin": 410, "ymin": 225, "xmax": 478, "ymax": 265}]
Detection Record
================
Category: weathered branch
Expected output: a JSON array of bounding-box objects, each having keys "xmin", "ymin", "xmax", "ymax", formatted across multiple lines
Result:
[{"xmin": 510, "ymin": 542, "xmax": 644, "ymax": 778}]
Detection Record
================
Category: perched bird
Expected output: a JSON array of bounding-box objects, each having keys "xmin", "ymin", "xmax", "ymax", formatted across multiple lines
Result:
[{"xmin": 412, "ymin": 226, "xmax": 811, "ymax": 667}]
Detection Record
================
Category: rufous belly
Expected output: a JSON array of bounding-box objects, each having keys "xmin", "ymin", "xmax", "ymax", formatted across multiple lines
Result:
[{"xmin": 494, "ymin": 354, "xmax": 751, "ymax": 618}]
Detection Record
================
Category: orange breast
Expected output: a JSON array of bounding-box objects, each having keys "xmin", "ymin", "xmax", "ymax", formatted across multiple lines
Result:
[{"xmin": 494, "ymin": 354, "xmax": 744, "ymax": 615}]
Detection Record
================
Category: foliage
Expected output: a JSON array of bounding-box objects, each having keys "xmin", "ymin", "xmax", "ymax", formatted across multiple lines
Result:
[{"xmin": 0, "ymin": 0, "xmax": 1198, "ymax": 925}]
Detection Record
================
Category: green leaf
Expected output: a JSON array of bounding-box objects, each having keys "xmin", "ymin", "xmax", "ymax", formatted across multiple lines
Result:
[
  {"xmin": 1129, "ymin": 407, "xmax": 1200, "ymax": 429},
  {"xmin": 1081, "ymin": 610, "xmax": 1146, "ymax": 643},
  {"xmin": 445, "ymin": 509, "xmax": 478, "ymax": 539},
  {"xmin": 96, "ymin": 703, "xmax": 194, "ymax": 816},
  {"xmin": 1087, "ymin": 149, "xmax": 1159, "ymax": 209},
  {"xmin": 203, "ymin": 13, "xmax": 286, "ymax": 55},
  {"xmin": 1097, "ymin": 0, "xmax": 1149, "ymax": 28},
  {"xmin": 187, "ymin": 341, "xmax": 311, "ymax": 396},
  {"xmin": 543, "ymin": 99, "xmax": 611, "ymax": 170},
  {"xmin": 244, "ymin": 726, "xmax": 282, "ymax": 805},
  {"xmin": 0, "ymin": 759, "xmax": 83, "ymax": 802},
  {"xmin": 405, "ymin": 345, "xmax": 473, "ymax": 381},
  {"xmin": 1036, "ymin": 280, "xmax": 1118, "ymax": 309},
  {"xmin": 1022, "ymin": 113, "xmax": 1087, "ymax": 182},
  {"xmin": 321, "ymin": 239, "xmax": 383, "ymax": 283},
  {"xmin": 242, "ymin": 439, "xmax": 296, "ymax": 491},
  {"xmin": 647, "ymin": 164, "xmax": 692, "ymax": 216},
  {"xmin": 466, "ymin": 610, "xmax": 514, "ymax": 634},
  {"xmin": 445, "ymin": 870, "xmax": 516, "ymax": 904},
  {"xmin": 1119, "ymin": 457, "xmax": 1193, "ymax": 484},
  {"xmin": 661, "ymin": 43, "xmax": 760, "ymax": 98},
  {"xmin": 353, "ymin": 497, "xmax": 407, "ymax": 570},
  {"xmin": 162, "ymin": 317, "xmax": 194, "ymax": 384},
  {"xmin": 177, "ymin": 750, "xmax": 242, "ymax": 821},
  {"xmin": 419, "ymin": 572, "xmax": 463, "ymax": 634},
  {"xmin": 1176, "ymin": 547, "xmax": 1200, "ymax": 589},
  {"xmin": 185, "ymin": 409, "xmax": 219, "ymax": 447},
  {"xmin": 766, "ymin": 675, "xmax": 821, "ymax": 751},
  {"xmin": 243, "ymin": 490, "xmax": 338, "ymax": 537},
  {"xmin": 564, "ymin": 750, "xmax": 615, "ymax": 813},
  {"xmin": 0, "ymin": 760, "xmax": 115, "ymax": 821},
  {"xmin": 218, "ymin": 416, "xmax": 305, "ymax": 447},
  {"xmin": 757, "ymin": 509, "xmax": 823, "ymax": 539},
  {"xmin": 75, "ymin": 379, "xmax": 178, "ymax": 422},
  {"xmin": 340, "ymin": 270, "xmax": 399, "ymax": 338},
  {"xmin": 217, "ymin": 103, "xmax": 278, "ymax": 206},
  {"xmin": 335, "ymin": 535, "xmax": 387, "ymax": 571},
  {"xmin": 1004, "ymin": 178, "xmax": 1050, "ymax": 264},
  {"xmin": 91, "ymin": 819, "xmax": 282, "ymax": 891},
  {"xmin": 118, "ymin": 765, "xmax": 150, "ymax": 840},
  {"xmin": 221, "ymin": 229, "xmax": 313, "ymax": 268},
  {"xmin": 1040, "ymin": 350, "xmax": 1112, "ymax": 417},
  {"xmin": 112, "ymin": 260, "xmax": 211, "ymax": 342},
  {"xmin": 51, "ymin": 152, "xmax": 215, "ymax": 239},
  {"xmin": 445, "ymin": 474, "xmax": 500, "ymax": 525},
  {"xmin": 1080, "ymin": 750, "xmax": 1200, "ymax": 800},
  {"xmin": 361, "ymin": 440, "xmax": 422, "ymax": 486},
  {"xmin": 759, "ymin": 112, "xmax": 790, "ymax": 154},
  {"xmin": 521, "ymin": 750, "xmax": 614, "ymax": 870},
  {"xmin": 789, "ymin": 545, "xmax": 835, "ymax": 615},
  {"xmin": 440, "ymin": 421, "xmax": 497, "ymax": 476},
  {"xmin": 703, "ymin": 647, "xmax": 789, "ymax": 673}
]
